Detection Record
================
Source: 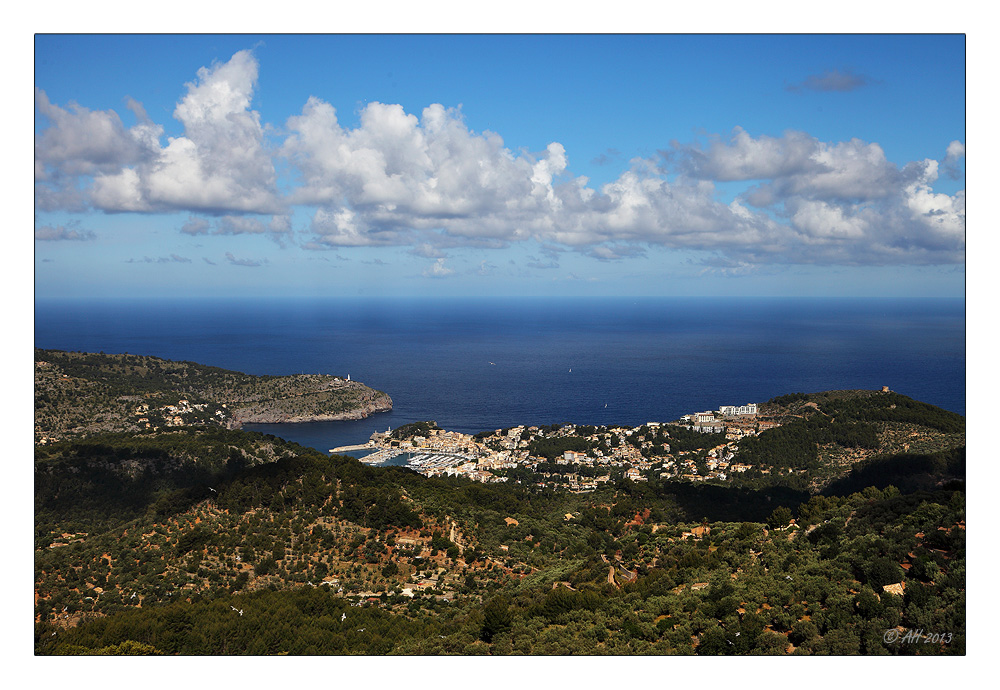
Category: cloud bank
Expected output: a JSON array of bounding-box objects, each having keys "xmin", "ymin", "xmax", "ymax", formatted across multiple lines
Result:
[{"xmin": 35, "ymin": 50, "xmax": 965, "ymax": 268}]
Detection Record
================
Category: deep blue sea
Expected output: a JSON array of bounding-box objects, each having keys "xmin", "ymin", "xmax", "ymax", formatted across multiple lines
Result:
[{"xmin": 34, "ymin": 297, "xmax": 965, "ymax": 456}]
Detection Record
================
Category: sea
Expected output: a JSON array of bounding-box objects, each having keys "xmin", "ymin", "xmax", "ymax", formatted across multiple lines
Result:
[{"xmin": 34, "ymin": 296, "xmax": 966, "ymax": 459}]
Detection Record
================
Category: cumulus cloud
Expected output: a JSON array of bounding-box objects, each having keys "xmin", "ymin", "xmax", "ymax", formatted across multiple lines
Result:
[
  {"xmin": 216, "ymin": 215, "xmax": 268, "ymax": 235},
  {"xmin": 180, "ymin": 213, "xmax": 292, "ymax": 244},
  {"xmin": 181, "ymin": 217, "xmax": 212, "ymax": 235},
  {"xmin": 286, "ymin": 112, "xmax": 964, "ymax": 265},
  {"xmin": 422, "ymin": 258, "xmax": 454, "ymax": 277},
  {"xmin": 943, "ymin": 140, "xmax": 965, "ymax": 180},
  {"xmin": 665, "ymin": 127, "xmax": 821, "ymax": 182},
  {"xmin": 787, "ymin": 68, "xmax": 875, "ymax": 92},
  {"xmin": 34, "ymin": 223, "xmax": 95, "ymax": 241},
  {"xmin": 282, "ymin": 98, "xmax": 565, "ymax": 247},
  {"xmin": 38, "ymin": 50, "xmax": 281, "ymax": 216},
  {"xmin": 662, "ymin": 129, "xmax": 965, "ymax": 265},
  {"xmin": 282, "ymin": 104, "xmax": 792, "ymax": 259},
  {"xmin": 35, "ymin": 50, "xmax": 963, "ymax": 269},
  {"xmin": 34, "ymin": 88, "xmax": 161, "ymax": 178},
  {"xmin": 945, "ymin": 140, "xmax": 965, "ymax": 163}
]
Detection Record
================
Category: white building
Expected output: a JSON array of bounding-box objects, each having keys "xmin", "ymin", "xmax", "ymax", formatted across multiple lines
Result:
[{"xmin": 718, "ymin": 403, "xmax": 758, "ymax": 416}]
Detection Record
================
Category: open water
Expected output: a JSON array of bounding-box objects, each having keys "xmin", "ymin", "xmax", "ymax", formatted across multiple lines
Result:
[{"xmin": 34, "ymin": 296, "xmax": 965, "ymax": 455}]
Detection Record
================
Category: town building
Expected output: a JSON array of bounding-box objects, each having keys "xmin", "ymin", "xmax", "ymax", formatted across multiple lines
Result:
[{"xmin": 718, "ymin": 403, "xmax": 758, "ymax": 416}]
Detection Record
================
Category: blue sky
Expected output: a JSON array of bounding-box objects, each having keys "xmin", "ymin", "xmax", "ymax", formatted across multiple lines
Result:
[{"xmin": 33, "ymin": 33, "xmax": 966, "ymax": 299}]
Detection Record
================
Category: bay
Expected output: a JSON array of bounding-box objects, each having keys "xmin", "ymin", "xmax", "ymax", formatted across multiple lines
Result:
[{"xmin": 34, "ymin": 296, "xmax": 965, "ymax": 455}]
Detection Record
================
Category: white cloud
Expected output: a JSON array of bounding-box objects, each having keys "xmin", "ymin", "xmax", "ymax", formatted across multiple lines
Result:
[
  {"xmin": 39, "ymin": 50, "xmax": 281, "ymax": 216},
  {"xmin": 35, "ymin": 50, "xmax": 964, "ymax": 269},
  {"xmin": 289, "ymin": 114, "xmax": 964, "ymax": 265},
  {"xmin": 662, "ymin": 129, "xmax": 965, "ymax": 264},
  {"xmin": 422, "ymin": 258, "xmax": 454, "ymax": 277},
  {"xmin": 943, "ymin": 140, "xmax": 965, "ymax": 180},
  {"xmin": 670, "ymin": 129, "xmax": 901, "ymax": 200},
  {"xmin": 181, "ymin": 217, "xmax": 212, "ymax": 235},
  {"xmin": 666, "ymin": 127, "xmax": 820, "ymax": 181},
  {"xmin": 35, "ymin": 88, "xmax": 161, "ymax": 177},
  {"xmin": 216, "ymin": 215, "xmax": 268, "ymax": 235},
  {"xmin": 282, "ymin": 98, "xmax": 565, "ymax": 246},
  {"xmin": 34, "ymin": 223, "xmax": 95, "ymax": 241},
  {"xmin": 788, "ymin": 199, "xmax": 868, "ymax": 240}
]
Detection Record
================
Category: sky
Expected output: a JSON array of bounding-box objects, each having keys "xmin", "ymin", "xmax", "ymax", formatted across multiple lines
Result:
[{"xmin": 33, "ymin": 32, "xmax": 967, "ymax": 299}]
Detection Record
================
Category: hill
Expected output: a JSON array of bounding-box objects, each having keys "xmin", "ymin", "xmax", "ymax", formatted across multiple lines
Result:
[
  {"xmin": 34, "ymin": 349, "xmax": 392, "ymax": 443},
  {"xmin": 33, "ymin": 362, "xmax": 964, "ymax": 655},
  {"xmin": 727, "ymin": 389, "xmax": 966, "ymax": 492}
]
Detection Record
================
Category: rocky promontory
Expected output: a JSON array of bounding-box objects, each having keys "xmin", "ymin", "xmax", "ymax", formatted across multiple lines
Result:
[
  {"xmin": 225, "ymin": 380, "xmax": 393, "ymax": 427},
  {"xmin": 34, "ymin": 349, "xmax": 392, "ymax": 442}
]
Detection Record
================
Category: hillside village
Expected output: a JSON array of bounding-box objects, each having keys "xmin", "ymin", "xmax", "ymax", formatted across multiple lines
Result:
[
  {"xmin": 34, "ymin": 368, "xmax": 966, "ymax": 656},
  {"xmin": 348, "ymin": 402, "xmax": 775, "ymax": 490}
]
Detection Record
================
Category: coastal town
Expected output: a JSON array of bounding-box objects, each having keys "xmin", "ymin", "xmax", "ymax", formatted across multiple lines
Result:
[{"xmin": 332, "ymin": 402, "xmax": 782, "ymax": 490}]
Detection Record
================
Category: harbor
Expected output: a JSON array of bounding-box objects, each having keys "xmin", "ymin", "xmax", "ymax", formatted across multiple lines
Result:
[{"xmin": 349, "ymin": 447, "xmax": 478, "ymax": 475}]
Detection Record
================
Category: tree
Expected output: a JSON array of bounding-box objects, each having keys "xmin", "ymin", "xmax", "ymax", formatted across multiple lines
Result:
[
  {"xmin": 767, "ymin": 506, "xmax": 792, "ymax": 530},
  {"xmin": 480, "ymin": 595, "xmax": 514, "ymax": 643},
  {"xmin": 865, "ymin": 557, "xmax": 903, "ymax": 588},
  {"xmin": 94, "ymin": 640, "xmax": 163, "ymax": 655}
]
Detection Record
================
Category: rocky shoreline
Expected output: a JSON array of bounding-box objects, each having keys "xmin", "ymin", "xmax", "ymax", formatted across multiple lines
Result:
[{"xmin": 227, "ymin": 390, "xmax": 393, "ymax": 427}]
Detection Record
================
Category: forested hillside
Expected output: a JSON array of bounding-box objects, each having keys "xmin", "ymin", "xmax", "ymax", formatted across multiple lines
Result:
[
  {"xmin": 725, "ymin": 390, "xmax": 966, "ymax": 492},
  {"xmin": 34, "ymin": 349, "xmax": 392, "ymax": 442},
  {"xmin": 35, "ymin": 396, "xmax": 965, "ymax": 655}
]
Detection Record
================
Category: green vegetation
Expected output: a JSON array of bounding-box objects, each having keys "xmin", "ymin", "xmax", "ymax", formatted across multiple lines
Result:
[
  {"xmin": 527, "ymin": 434, "xmax": 593, "ymax": 460},
  {"xmin": 391, "ymin": 421, "xmax": 442, "ymax": 440},
  {"xmin": 34, "ymin": 349, "xmax": 391, "ymax": 443},
  {"xmin": 36, "ymin": 458, "xmax": 965, "ymax": 655},
  {"xmin": 34, "ymin": 359, "xmax": 965, "ymax": 655}
]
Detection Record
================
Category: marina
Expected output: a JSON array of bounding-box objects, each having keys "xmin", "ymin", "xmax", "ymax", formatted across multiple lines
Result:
[{"xmin": 352, "ymin": 448, "xmax": 478, "ymax": 475}]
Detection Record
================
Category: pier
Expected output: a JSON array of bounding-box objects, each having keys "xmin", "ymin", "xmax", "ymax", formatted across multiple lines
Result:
[
  {"xmin": 357, "ymin": 448, "xmax": 407, "ymax": 465},
  {"xmin": 329, "ymin": 443, "xmax": 375, "ymax": 454}
]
